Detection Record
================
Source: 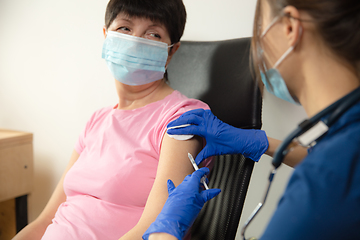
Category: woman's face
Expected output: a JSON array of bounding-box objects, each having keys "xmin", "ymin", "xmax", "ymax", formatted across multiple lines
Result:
[
  {"xmin": 103, "ymin": 12, "xmax": 179, "ymax": 75},
  {"xmin": 258, "ymin": 0, "xmax": 305, "ymax": 103},
  {"xmin": 105, "ymin": 12, "xmax": 172, "ymax": 46},
  {"xmin": 259, "ymin": 0, "xmax": 290, "ymax": 70}
]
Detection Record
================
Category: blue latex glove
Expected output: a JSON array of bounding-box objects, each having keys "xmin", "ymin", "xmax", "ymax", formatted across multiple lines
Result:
[
  {"xmin": 167, "ymin": 109, "xmax": 269, "ymax": 165},
  {"xmin": 142, "ymin": 168, "xmax": 221, "ymax": 240}
]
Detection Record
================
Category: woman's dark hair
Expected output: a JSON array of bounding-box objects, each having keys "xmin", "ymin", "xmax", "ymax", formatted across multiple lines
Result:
[
  {"xmin": 251, "ymin": 0, "xmax": 360, "ymax": 80},
  {"xmin": 105, "ymin": 0, "xmax": 186, "ymax": 45}
]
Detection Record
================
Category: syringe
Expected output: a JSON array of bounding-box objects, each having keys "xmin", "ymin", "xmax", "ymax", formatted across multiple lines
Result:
[{"xmin": 188, "ymin": 153, "xmax": 209, "ymax": 190}]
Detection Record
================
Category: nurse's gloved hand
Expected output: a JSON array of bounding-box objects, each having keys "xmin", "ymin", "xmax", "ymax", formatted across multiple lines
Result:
[
  {"xmin": 142, "ymin": 168, "xmax": 221, "ymax": 240},
  {"xmin": 167, "ymin": 109, "xmax": 269, "ymax": 165}
]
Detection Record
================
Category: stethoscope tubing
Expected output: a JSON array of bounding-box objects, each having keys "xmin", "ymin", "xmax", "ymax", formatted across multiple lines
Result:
[
  {"xmin": 242, "ymin": 86, "xmax": 360, "ymax": 240},
  {"xmin": 272, "ymin": 86, "xmax": 360, "ymax": 169}
]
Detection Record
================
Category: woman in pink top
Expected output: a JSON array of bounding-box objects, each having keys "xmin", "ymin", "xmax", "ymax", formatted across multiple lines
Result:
[{"xmin": 13, "ymin": 0, "xmax": 211, "ymax": 239}]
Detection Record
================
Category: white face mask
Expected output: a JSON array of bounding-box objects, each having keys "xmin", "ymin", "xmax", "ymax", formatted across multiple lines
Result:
[
  {"xmin": 102, "ymin": 31, "xmax": 173, "ymax": 86},
  {"xmin": 259, "ymin": 16, "xmax": 302, "ymax": 105}
]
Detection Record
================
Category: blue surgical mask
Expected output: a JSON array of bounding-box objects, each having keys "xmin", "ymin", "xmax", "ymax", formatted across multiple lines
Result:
[
  {"xmin": 102, "ymin": 31, "xmax": 172, "ymax": 86},
  {"xmin": 259, "ymin": 16, "xmax": 300, "ymax": 105}
]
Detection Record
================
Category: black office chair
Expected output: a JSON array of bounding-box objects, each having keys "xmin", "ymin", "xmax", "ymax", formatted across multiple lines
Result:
[{"xmin": 167, "ymin": 37, "xmax": 263, "ymax": 240}]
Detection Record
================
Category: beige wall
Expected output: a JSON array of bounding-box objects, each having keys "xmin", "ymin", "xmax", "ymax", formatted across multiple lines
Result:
[{"xmin": 0, "ymin": 0, "xmax": 307, "ymax": 238}]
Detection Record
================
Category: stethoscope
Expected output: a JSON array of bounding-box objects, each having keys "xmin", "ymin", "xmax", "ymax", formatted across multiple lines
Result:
[{"xmin": 241, "ymin": 86, "xmax": 360, "ymax": 240}]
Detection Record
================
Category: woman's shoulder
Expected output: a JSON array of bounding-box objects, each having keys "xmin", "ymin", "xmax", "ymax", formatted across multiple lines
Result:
[
  {"xmin": 154, "ymin": 90, "xmax": 210, "ymax": 122},
  {"xmin": 163, "ymin": 90, "xmax": 209, "ymax": 111},
  {"xmin": 85, "ymin": 105, "xmax": 116, "ymax": 124},
  {"xmin": 150, "ymin": 91, "xmax": 210, "ymax": 146}
]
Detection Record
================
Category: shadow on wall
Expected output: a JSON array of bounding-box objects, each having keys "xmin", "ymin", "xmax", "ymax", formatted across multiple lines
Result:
[{"xmin": 28, "ymin": 153, "xmax": 58, "ymax": 222}]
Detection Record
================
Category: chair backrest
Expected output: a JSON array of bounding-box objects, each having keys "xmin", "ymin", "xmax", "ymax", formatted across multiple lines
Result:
[{"xmin": 167, "ymin": 37, "xmax": 263, "ymax": 240}]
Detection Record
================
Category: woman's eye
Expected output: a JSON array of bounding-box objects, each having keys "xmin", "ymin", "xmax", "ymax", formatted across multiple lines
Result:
[
  {"xmin": 117, "ymin": 26, "xmax": 130, "ymax": 33},
  {"xmin": 147, "ymin": 32, "xmax": 161, "ymax": 40}
]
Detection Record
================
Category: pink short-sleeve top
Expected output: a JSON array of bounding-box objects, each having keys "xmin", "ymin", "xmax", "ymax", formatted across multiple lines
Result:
[{"xmin": 41, "ymin": 90, "xmax": 211, "ymax": 240}]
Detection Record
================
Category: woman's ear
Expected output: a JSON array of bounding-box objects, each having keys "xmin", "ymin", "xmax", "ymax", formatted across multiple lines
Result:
[
  {"xmin": 103, "ymin": 26, "xmax": 107, "ymax": 38},
  {"xmin": 282, "ymin": 6, "xmax": 302, "ymax": 48},
  {"xmin": 165, "ymin": 42, "xmax": 181, "ymax": 68}
]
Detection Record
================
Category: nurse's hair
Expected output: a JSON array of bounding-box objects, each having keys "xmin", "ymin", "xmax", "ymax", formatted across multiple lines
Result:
[
  {"xmin": 104, "ymin": 0, "xmax": 187, "ymax": 45},
  {"xmin": 251, "ymin": 0, "xmax": 360, "ymax": 78}
]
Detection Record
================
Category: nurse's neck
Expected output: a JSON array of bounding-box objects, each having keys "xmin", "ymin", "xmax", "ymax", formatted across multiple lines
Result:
[
  {"xmin": 296, "ymin": 45, "xmax": 360, "ymax": 118},
  {"xmin": 115, "ymin": 79, "xmax": 174, "ymax": 110}
]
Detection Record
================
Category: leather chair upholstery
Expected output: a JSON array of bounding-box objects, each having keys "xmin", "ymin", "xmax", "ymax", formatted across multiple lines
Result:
[{"xmin": 167, "ymin": 37, "xmax": 263, "ymax": 240}]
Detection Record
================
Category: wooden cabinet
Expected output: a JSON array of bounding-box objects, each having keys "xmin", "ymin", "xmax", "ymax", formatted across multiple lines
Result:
[{"xmin": 0, "ymin": 129, "xmax": 33, "ymax": 239}]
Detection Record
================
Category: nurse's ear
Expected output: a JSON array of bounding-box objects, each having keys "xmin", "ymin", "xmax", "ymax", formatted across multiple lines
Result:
[
  {"xmin": 282, "ymin": 6, "xmax": 302, "ymax": 48},
  {"xmin": 165, "ymin": 42, "xmax": 181, "ymax": 68},
  {"xmin": 103, "ymin": 26, "xmax": 107, "ymax": 38}
]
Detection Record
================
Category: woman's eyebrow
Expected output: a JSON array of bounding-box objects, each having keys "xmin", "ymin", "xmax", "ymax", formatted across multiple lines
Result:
[
  {"xmin": 148, "ymin": 23, "xmax": 165, "ymax": 30},
  {"xmin": 120, "ymin": 17, "xmax": 132, "ymax": 22},
  {"xmin": 116, "ymin": 16, "xmax": 133, "ymax": 24}
]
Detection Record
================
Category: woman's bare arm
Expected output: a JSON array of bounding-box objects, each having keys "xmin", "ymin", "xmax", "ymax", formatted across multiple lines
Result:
[
  {"xmin": 119, "ymin": 134, "xmax": 203, "ymax": 240},
  {"xmin": 149, "ymin": 233, "xmax": 177, "ymax": 240},
  {"xmin": 266, "ymin": 137, "xmax": 308, "ymax": 168},
  {"xmin": 12, "ymin": 150, "xmax": 80, "ymax": 240},
  {"xmin": 142, "ymin": 137, "xmax": 308, "ymax": 240}
]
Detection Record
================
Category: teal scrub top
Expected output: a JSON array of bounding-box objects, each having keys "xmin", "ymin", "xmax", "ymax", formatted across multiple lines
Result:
[{"xmin": 261, "ymin": 100, "xmax": 360, "ymax": 240}]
